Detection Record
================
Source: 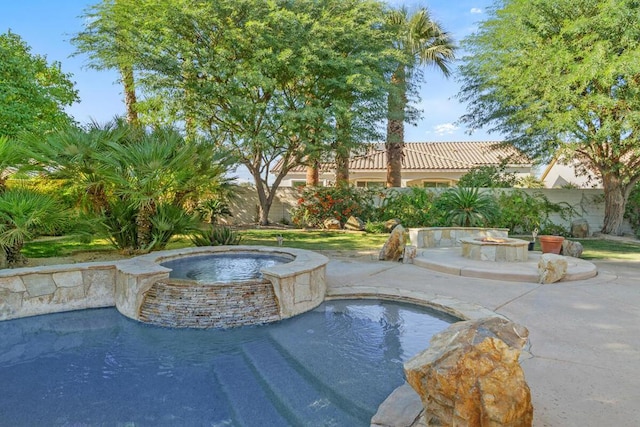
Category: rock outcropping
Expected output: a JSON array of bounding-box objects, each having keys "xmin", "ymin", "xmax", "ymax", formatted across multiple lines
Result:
[{"xmin": 404, "ymin": 317, "xmax": 533, "ymax": 427}]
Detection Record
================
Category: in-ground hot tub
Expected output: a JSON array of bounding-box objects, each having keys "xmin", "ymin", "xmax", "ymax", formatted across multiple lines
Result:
[
  {"xmin": 460, "ymin": 237, "xmax": 529, "ymax": 262},
  {"xmin": 113, "ymin": 246, "xmax": 329, "ymax": 328}
]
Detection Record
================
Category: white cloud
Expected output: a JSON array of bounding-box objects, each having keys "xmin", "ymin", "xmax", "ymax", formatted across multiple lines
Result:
[
  {"xmin": 470, "ymin": 8, "xmax": 483, "ymax": 14},
  {"xmin": 434, "ymin": 123, "xmax": 459, "ymax": 135}
]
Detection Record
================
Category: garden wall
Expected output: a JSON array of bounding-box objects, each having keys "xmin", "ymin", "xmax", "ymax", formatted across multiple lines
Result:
[{"xmin": 226, "ymin": 187, "xmax": 633, "ymax": 236}]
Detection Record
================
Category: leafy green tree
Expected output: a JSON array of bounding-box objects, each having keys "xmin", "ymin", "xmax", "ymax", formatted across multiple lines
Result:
[
  {"xmin": 457, "ymin": 164, "xmax": 517, "ymax": 188},
  {"xmin": 71, "ymin": 0, "xmax": 140, "ymax": 125},
  {"xmin": 74, "ymin": 0, "xmax": 395, "ymax": 225},
  {"xmin": 0, "ymin": 31, "xmax": 78, "ymax": 138},
  {"xmin": 458, "ymin": 0, "xmax": 640, "ymax": 235},
  {"xmin": 385, "ymin": 7, "xmax": 455, "ymax": 187}
]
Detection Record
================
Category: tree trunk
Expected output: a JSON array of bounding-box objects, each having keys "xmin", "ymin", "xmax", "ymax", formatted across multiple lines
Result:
[
  {"xmin": 136, "ymin": 200, "xmax": 156, "ymax": 249},
  {"xmin": 386, "ymin": 67, "xmax": 406, "ymax": 188},
  {"xmin": 120, "ymin": 64, "xmax": 139, "ymax": 126},
  {"xmin": 306, "ymin": 161, "xmax": 319, "ymax": 187},
  {"xmin": 335, "ymin": 111, "xmax": 351, "ymax": 186},
  {"xmin": 601, "ymin": 173, "xmax": 627, "ymax": 235},
  {"xmin": 253, "ymin": 172, "xmax": 274, "ymax": 226},
  {"xmin": 335, "ymin": 148, "xmax": 350, "ymax": 186}
]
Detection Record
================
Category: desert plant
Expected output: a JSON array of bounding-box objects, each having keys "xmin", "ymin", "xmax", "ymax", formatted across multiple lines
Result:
[
  {"xmin": 374, "ymin": 187, "xmax": 443, "ymax": 227},
  {"xmin": 196, "ymin": 198, "xmax": 232, "ymax": 225},
  {"xmin": 190, "ymin": 225, "xmax": 242, "ymax": 246},
  {"xmin": 435, "ymin": 187, "xmax": 498, "ymax": 227},
  {"xmin": 0, "ymin": 188, "xmax": 70, "ymax": 267}
]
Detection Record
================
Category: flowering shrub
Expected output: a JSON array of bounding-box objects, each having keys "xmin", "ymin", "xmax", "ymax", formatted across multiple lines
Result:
[{"xmin": 291, "ymin": 185, "xmax": 375, "ymax": 228}]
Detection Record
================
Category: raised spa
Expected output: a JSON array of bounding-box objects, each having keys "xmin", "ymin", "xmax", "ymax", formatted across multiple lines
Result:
[{"xmin": 114, "ymin": 246, "xmax": 329, "ymax": 329}]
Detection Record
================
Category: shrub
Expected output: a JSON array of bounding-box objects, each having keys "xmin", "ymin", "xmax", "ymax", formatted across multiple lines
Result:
[
  {"xmin": 364, "ymin": 221, "xmax": 388, "ymax": 234},
  {"xmin": 625, "ymin": 184, "xmax": 640, "ymax": 237},
  {"xmin": 457, "ymin": 163, "xmax": 517, "ymax": 188},
  {"xmin": 190, "ymin": 225, "xmax": 242, "ymax": 246},
  {"xmin": 374, "ymin": 187, "xmax": 443, "ymax": 227},
  {"xmin": 435, "ymin": 187, "xmax": 498, "ymax": 227},
  {"xmin": 290, "ymin": 185, "xmax": 374, "ymax": 228}
]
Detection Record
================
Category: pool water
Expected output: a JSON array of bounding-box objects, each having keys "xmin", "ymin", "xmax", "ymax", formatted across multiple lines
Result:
[
  {"xmin": 161, "ymin": 252, "xmax": 292, "ymax": 283},
  {"xmin": 0, "ymin": 300, "xmax": 455, "ymax": 426}
]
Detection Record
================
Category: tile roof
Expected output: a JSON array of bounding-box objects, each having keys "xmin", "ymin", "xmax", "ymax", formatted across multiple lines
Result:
[{"xmin": 283, "ymin": 142, "xmax": 531, "ymax": 173}]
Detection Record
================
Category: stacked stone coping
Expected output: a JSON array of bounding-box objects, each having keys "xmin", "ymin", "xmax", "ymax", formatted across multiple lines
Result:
[
  {"xmin": 0, "ymin": 246, "xmax": 329, "ymax": 325},
  {"xmin": 409, "ymin": 227, "xmax": 510, "ymax": 249}
]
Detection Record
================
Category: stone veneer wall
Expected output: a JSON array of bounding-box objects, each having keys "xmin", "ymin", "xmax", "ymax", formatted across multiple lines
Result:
[
  {"xmin": 0, "ymin": 263, "xmax": 116, "ymax": 321},
  {"xmin": 138, "ymin": 279, "xmax": 280, "ymax": 328},
  {"xmin": 409, "ymin": 227, "xmax": 509, "ymax": 249}
]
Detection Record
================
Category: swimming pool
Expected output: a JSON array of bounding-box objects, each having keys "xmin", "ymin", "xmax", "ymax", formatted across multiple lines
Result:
[{"xmin": 0, "ymin": 299, "xmax": 455, "ymax": 426}]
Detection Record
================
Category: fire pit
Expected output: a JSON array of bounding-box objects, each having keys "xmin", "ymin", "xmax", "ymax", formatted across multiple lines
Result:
[{"xmin": 460, "ymin": 237, "xmax": 529, "ymax": 262}]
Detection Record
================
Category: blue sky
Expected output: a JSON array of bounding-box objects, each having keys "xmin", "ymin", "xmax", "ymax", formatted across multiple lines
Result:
[{"xmin": 1, "ymin": 0, "xmax": 496, "ymax": 142}]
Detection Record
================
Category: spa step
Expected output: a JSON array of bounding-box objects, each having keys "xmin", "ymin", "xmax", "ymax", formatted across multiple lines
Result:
[
  {"xmin": 242, "ymin": 339, "xmax": 363, "ymax": 426},
  {"xmin": 211, "ymin": 354, "xmax": 290, "ymax": 426}
]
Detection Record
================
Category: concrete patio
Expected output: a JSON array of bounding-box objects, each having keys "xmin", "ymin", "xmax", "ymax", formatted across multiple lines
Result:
[{"xmin": 324, "ymin": 251, "xmax": 640, "ymax": 427}]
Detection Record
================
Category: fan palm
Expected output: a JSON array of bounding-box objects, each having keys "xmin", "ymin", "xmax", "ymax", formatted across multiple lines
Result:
[{"xmin": 385, "ymin": 7, "xmax": 455, "ymax": 187}]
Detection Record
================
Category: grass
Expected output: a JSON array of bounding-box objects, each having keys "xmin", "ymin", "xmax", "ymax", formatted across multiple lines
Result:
[
  {"xmin": 21, "ymin": 230, "xmax": 640, "ymax": 261},
  {"xmin": 238, "ymin": 229, "xmax": 388, "ymax": 251}
]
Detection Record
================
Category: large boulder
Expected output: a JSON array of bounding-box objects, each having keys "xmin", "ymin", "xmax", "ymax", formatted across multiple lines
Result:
[
  {"xmin": 323, "ymin": 218, "xmax": 341, "ymax": 230},
  {"xmin": 538, "ymin": 253, "xmax": 568, "ymax": 284},
  {"xmin": 571, "ymin": 218, "xmax": 590, "ymax": 238},
  {"xmin": 385, "ymin": 218, "xmax": 402, "ymax": 232},
  {"xmin": 404, "ymin": 317, "xmax": 533, "ymax": 427},
  {"xmin": 344, "ymin": 216, "xmax": 365, "ymax": 231},
  {"xmin": 562, "ymin": 240, "xmax": 584, "ymax": 258},
  {"xmin": 379, "ymin": 225, "xmax": 407, "ymax": 261}
]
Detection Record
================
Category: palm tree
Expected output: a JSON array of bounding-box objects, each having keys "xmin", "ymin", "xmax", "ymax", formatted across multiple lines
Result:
[{"xmin": 386, "ymin": 7, "xmax": 455, "ymax": 187}]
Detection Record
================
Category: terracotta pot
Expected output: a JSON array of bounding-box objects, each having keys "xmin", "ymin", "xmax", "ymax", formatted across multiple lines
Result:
[{"xmin": 539, "ymin": 235, "xmax": 564, "ymax": 254}]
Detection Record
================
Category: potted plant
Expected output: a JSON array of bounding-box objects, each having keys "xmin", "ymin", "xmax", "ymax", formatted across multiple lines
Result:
[{"xmin": 538, "ymin": 234, "xmax": 564, "ymax": 254}]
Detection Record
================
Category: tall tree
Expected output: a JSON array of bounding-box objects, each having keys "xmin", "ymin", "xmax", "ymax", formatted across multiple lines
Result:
[
  {"xmin": 71, "ymin": 0, "xmax": 140, "ymax": 125},
  {"xmin": 78, "ymin": 0, "xmax": 394, "ymax": 224},
  {"xmin": 385, "ymin": 7, "xmax": 455, "ymax": 187},
  {"xmin": 0, "ymin": 31, "xmax": 78, "ymax": 138},
  {"xmin": 458, "ymin": 0, "xmax": 640, "ymax": 235}
]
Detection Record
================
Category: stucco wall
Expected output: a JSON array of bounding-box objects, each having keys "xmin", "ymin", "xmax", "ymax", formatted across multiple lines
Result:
[{"xmin": 227, "ymin": 186, "xmax": 632, "ymax": 235}]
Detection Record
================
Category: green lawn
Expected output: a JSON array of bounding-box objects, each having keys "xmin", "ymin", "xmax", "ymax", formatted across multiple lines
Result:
[{"xmin": 22, "ymin": 230, "xmax": 640, "ymax": 261}]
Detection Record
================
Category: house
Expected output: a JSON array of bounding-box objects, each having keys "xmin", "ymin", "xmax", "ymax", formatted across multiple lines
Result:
[
  {"xmin": 540, "ymin": 157, "xmax": 602, "ymax": 189},
  {"xmin": 277, "ymin": 141, "xmax": 533, "ymax": 187}
]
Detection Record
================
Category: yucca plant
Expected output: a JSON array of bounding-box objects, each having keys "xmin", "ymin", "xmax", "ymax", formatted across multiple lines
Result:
[
  {"xmin": 436, "ymin": 187, "xmax": 498, "ymax": 227},
  {"xmin": 190, "ymin": 225, "xmax": 242, "ymax": 247}
]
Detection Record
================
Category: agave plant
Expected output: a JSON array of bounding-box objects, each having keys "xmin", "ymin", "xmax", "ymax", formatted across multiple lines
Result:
[
  {"xmin": 436, "ymin": 187, "xmax": 498, "ymax": 227},
  {"xmin": 190, "ymin": 225, "xmax": 242, "ymax": 247}
]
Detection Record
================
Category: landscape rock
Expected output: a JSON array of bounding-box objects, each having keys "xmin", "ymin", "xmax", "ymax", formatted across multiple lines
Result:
[
  {"xmin": 385, "ymin": 218, "xmax": 402, "ymax": 232},
  {"xmin": 538, "ymin": 253, "xmax": 568, "ymax": 284},
  {"xmin": 562, "ymin": 240, "xmax": 584, "ymax": 258},
  {"xmin": 379, "ymin": 225, "xmax": 407, "ymax": 261},
  {"xmin": 404, "ymin": 317, "xmax": 533, "ymax": 427},
  {"xmin": 403, "ymin": 245, "xmax": 417, "ymax": 264},
  {"xmin": 344, "ymin": 216, "xmax": 365, "ymax": 231},
  {"xmin": 323, "ymin": 218, "xmax": 341, "ymax": 230},
  {"xmin": 571, "ymin": 218, "xmax": 590, "ymax": 238}
]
